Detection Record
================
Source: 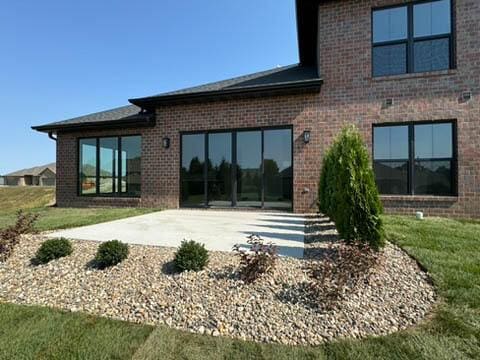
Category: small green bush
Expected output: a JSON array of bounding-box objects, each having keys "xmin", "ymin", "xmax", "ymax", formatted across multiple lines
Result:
[
  {"xmin": 94, "ymin": 240, "xmax": 129, "ymax": 269},
  {"xmin": 174, "ymin": 240, "xmax": 209, "ymax": 272},
  {"xmin": 34, "ymin": 238, "xmax": 73, "ymax": 264},
  {"xmin": 318, "ymin": 125, "xmax": 385, "ymax": 250}
]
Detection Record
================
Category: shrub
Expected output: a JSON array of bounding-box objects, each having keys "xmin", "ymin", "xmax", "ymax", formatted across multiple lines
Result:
[
  {"xmin": 307, "ymin": 242, "xmax": 379, "ymax": 310},
  {"xmin": 318, "ymin": 125, "xmax": 385, "ymax": 250},
  {"xmin": 233, "ymin": 234, "xmax": 278, "ymax": 284},
  {"xmin": 34, "ymin": 238, "xmax": 73, "ymax": 264},
  {"xmin": 94, "ymin": 240, "xmax": 129, "ymax": 269},
  {"xmin": 318, "ymin": 147, "xmax": 336, "ymax": 217},
  {"xmin": 0, "ymin": 211, "xmax": 38, "ymax": 262},
  {"xmin": 174, "ymin": 240, "xmax": 209, "ymax": 272}
]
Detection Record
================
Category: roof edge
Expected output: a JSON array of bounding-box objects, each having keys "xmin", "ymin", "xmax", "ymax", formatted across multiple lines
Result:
[
  {"xmin": 129, "ymin": 77, "xmax": 323, "ymax": 107},
  {"xmin": 32, "ymin": 115, "xmax": 155, "ymax": 133}
]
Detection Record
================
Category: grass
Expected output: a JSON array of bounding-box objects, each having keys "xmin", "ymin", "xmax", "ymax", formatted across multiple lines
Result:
[
  {"xmin": 0, "ymin": 186, "xmax": 55, "ymax": 213},
  {"xmin": 0, "ymin": 187, "xmax": 158, "ymax": 231},
  {"xmin": 1, "ymin": 199, "xmax": 479, "ymax": 358},
  {"xmin": 0, "ymin": 303, "xmax": 153, "ymax": 360}
]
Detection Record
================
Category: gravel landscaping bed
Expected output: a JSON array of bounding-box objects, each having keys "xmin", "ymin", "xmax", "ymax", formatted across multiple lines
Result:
[{"xmin": 0, "ymin": 232, "xmax": 436, "ymax": 346}]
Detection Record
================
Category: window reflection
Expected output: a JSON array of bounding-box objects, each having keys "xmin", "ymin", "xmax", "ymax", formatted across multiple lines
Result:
[
  {"xmin": 181, "ymin": 134, "xmax": 205, "ymax": 206},
  {"xmin": 236, "ymin": 131, "xmax": 262, "ymax": 208},
  {"xmin": 208, "ymin": 133, "xmax": 232, "ymax": 207},
  {"xmin": 264, "ymin": 129, "xmax": 292, "ymax": 209},
  {"xmin": 79, "ymin": 139, "xmax": 97, "ymax": 195},
  {"xmin": 78, "ymin": 136, "xmax": 141, "ymax": 197}
]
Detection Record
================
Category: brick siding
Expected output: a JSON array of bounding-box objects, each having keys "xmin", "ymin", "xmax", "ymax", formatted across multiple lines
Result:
[{"xmin": 56, "ymin": 0, "xmax": 480, "ymax": 218}]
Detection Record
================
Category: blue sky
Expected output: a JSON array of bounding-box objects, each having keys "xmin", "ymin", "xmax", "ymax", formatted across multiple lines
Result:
[{"xmin": 0, "ymin": 0, "xmax": 298, "ymax": 174}]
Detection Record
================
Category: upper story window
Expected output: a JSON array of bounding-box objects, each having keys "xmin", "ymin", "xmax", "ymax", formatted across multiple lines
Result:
[{"xmin": 372, "ymin": 0, "xmax": 453, "ymax": 77}]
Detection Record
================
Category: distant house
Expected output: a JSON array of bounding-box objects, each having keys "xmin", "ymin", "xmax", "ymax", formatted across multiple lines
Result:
[{"xmin": 2, "ymin": 163, "xmax": 56, "ymax": 187}]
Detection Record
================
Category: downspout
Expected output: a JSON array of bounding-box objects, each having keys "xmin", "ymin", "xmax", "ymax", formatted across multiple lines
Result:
[
  {"xmin": 47, "ymin": 131, "xmax": 58, "ymax": 207},
  {"xmin": 48, "ymin": 132, "xmax": 57, "ymax": 141}
]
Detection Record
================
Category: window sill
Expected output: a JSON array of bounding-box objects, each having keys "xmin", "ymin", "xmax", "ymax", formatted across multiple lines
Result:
[
  {"xmin": 380, "ymin": 195, "xmax": 458, "ymax": 202},
  {"xmin": 370, "ymin": 69, "xmax": 457, "ymax": 82}
]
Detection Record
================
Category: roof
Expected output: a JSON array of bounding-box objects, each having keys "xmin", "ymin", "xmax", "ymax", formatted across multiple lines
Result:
[
  {"xmin": 5, "ymin": 163, "xmax": 56, "ymax": 177},
  {"xmin": 32, "ymin": 0, "xmax": 322, "ymax": 133},
  {"xmin": 33, "ymin": 65, "xmax": 321, "ymax": 132},
  {"xmin": 129, "ymin": 64, "xmax": 322, "ymax": 107},
  {"xmin": 32, "ymin": 105, "xmax": 155, "ymax": 133}
]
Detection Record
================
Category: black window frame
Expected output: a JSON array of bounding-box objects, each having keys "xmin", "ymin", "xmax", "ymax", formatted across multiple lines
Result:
[
  {"xmin": 77, "ymin": 134, "xmax": 142, "ymax": 198},
  {"xmin": 373, "ymin": 120, "xmax": 457, "ymax": 196},
  {"xmin": 179, "ymin": 125, "xmax": 294, "ymax": 210},
  {"xmin": 372, "ymin": 0, "xmax": 455, "ymax": 77}
]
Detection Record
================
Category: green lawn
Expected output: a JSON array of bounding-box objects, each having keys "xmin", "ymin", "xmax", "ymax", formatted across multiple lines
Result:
[
  {"xmin": 0, "ymin": 187, "xmax": 158, "ymax": 231},
  {"xmin": 1, "ymin": 212, "xmax": 480, "ymax": 358}
]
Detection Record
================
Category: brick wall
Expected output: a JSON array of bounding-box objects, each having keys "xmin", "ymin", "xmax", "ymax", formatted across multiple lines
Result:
[{"xmin": 56, "ymin": 0, "xmax": 480, "ymax": 218}]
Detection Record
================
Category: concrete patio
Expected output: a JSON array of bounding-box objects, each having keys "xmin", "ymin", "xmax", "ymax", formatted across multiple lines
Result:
[{"xmin": 49, "ymin": 210, "xmax": 306, "ymax": 258}]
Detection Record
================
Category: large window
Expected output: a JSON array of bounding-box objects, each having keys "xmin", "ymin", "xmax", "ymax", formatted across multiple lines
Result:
[
  {"xmin": 372, "ymin": 0, "xmax": 453, "ymax": 77},
  {"xmin": 181, "ymin": 127, "xmax": 293, "ymax": 210},
  {"xmin": 373, "ymin": 122, "xmax": 455, "ymax": 196},
  {"xmin": 79, "ymin": 135, "xmax": 141, "ymax": 197}
]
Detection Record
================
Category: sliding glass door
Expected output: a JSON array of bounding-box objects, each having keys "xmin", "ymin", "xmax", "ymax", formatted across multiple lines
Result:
[
  {"xmin": 181, "ymin": 127, "xmax": 292, "ymax": 210},
  {"xmin": 236, "ymin": 131, "xmax": 262, "ymax": 208},
  {"xmin": 208, "ymin": 132, "xmax": 233, "ymax": 207},
  {"xmin": 181, "ymin": 134, "xmax": 205, "ymax": 206},
  {"xmin": 264, "ymin": 129, "xmax": 293, "ymax": 210}
]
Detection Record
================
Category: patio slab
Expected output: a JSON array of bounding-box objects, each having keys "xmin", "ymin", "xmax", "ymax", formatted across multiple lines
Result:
[{"xmin": 48, "ymin": 209, "xmax": 306, "ymax": 258}]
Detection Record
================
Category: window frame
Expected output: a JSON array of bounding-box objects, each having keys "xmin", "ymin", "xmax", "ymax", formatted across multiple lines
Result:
[
  {"xmin": 77, "ymin": 134, "xmax": 142, "ymax": 198},
  {"xmin": 179, "ymin": 125, "xmax": 294, "ymax": 210},
  {"xmin": 371, "ymin": 0, "xmax": 455, "ymax": 77},
  {"xmin": 372, "ymin": 120, "xmax": 458, "ymax": 196}
]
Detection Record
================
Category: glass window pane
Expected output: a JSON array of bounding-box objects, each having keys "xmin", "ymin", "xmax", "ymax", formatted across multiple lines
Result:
[
  {"xmin": 374, "ymin": 161, "xmax": 409, "ymax": 194},
  {"xmin": 79, "ymin": 139, "xmax": 97, "ymax": 195},
  {"xmin": 374, "ymin": 126, "xmax": 409, "ymax": 160},
  {"xmin": 181, "ymin": 134, "xmax": 205, "ymax": 205},
  {"xmin": 414, "ymin": 0, "xmax": 451, "ymax": 37},
  {"xmin": 414, "ymin": 38, "xmax": 450, "ymax": 73},
  {"xmin": 373, "ymin": 44, "xmax": 407, "ymax": 77},
  {"xmin": 415, "ymin": 123, "xmax": 452, "ymax": 159},
  {"xmin": 208, "ymin": 133, "xmax": 232, "ymax": 207},
  {"xmin": 121, "ymin": 136, "xmax": 141, "ymax": 196},
  {"xmin": 99, "ymin": 138, "xmax": 118, "ymax": 194},
  {"xmin": 237, "ymin": 131, "xmax": 262, "ymax": 207},
  {"xmin": 373, "ymin": 6, "xmax": 408, "ymax": 43},
  {"xmin": 264, "ymin": 129, "xmax": 292, "ymax": 210},
  {"xmin": 414, "ymin": 160, "xmax": 452, "ymax": 195}
]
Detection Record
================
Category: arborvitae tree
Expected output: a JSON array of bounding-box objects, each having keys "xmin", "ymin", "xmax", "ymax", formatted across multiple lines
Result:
[{"xmin": 318, "ymin": 125, "xmax": 385, "ymax": 250}]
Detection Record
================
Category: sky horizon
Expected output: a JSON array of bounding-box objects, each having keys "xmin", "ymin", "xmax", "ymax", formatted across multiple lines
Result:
[{"xmin": 0, "ymin": 0, "xmax": 299, "ymax": 174}]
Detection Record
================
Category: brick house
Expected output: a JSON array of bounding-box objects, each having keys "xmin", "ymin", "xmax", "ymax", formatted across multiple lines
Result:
[
  {"xmin": 33, "ymin": 0, "xmax": 479, "ymax": 218},
  {"xmin": 2, "ymin": 163, "xmax": 56, "ymax": 187}
]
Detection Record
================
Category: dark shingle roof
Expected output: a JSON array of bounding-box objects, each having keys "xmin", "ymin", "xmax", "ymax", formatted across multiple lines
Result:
[
  {"xmin": 32, "ymin": 105, "xmax": 153, "ymax": 132},
  {"xmin": 33, "ymin": 64, "xmax": 321, "ymax": 132},
  {"xmin": 6, "ymin": 163, "xmax": 56, "ymax": 177},
  {"xmin": 42, "ymin": 105, "xmax": 141, "ymax": 127},
  {"xmin": 130, "ymin": 64, "xmax": 321, "ymax": 106}
]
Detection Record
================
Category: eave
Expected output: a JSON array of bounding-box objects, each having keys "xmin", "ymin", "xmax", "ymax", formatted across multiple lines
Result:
[
  {"xmin": 31, "ymin": 114, "xmax": 156, "ymax": 134},
  {"xmin": 129, "ymin": 78, "xmax": 323, "ymax": 108}
]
